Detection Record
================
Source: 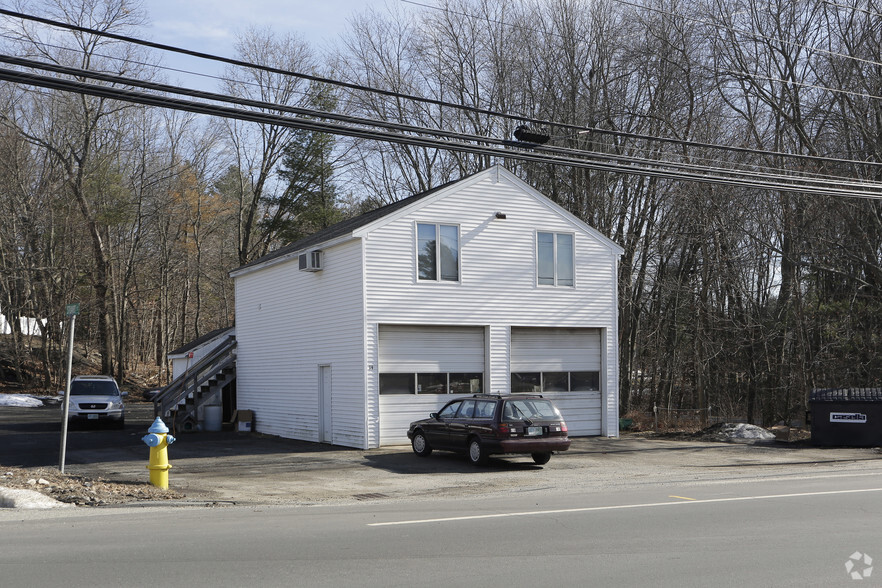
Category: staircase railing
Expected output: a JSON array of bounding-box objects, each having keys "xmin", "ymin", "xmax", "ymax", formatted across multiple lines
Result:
[{"xmin": 154, "ymin": 336, "xmax": 237, "ymax": 423}]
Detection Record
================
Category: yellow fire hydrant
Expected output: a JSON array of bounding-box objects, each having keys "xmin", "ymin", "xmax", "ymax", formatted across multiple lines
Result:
[{"xmin": 142, "ymin": 417, "xmax": 176, "ymax": 489}]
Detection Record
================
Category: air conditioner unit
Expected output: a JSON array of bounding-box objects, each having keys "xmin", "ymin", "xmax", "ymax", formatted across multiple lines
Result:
[{"xmin": 298, "ymin": 250, "xmax": 323, "ymax": 272}]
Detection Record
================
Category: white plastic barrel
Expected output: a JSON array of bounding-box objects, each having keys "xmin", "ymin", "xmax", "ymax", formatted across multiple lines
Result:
[{"xmin": 204, "ymin": 405, "xmax": 222, "ymax": 431}]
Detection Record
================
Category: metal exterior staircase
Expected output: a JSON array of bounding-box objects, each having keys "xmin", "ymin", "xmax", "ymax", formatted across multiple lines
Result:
[{"xmin": 154, "ymin": 336, "xmax": 236, "ymax": 429}]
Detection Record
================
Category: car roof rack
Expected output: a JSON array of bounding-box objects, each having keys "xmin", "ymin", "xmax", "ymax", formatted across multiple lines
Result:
[{"xmin": 469, "ymin": 393, "xmax": 546, "ymax": 399}]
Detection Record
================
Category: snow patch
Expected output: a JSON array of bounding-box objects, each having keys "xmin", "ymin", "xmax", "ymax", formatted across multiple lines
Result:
[
  {"xmin": 0, "ymin": 394, "xmax": 45, "ymax": 408},
  {"xmin": 703, "ymin": 423, "xmax": 777, "ymax": 443},
  {"xmin": 0, "ymin": 487, "xmax": 74, "ymax": 509}
]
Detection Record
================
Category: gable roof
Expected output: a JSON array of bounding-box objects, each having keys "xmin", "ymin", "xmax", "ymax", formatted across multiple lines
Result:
[
  {"xmin": 231, "ymin": 165, "xmax": 622, "ymax": 277},
  {"xmin": 231, "ymin": 174, "xmax": 468, "ymax": 275},
  {"xmin": 351, "ymin": 166, "xmax": 624, "ymax": 256}
]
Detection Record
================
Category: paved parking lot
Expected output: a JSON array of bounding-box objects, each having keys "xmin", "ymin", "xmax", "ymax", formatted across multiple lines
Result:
[{"xmin": 2, "ymin": 402, "xmax": 880, "ymax": 506}]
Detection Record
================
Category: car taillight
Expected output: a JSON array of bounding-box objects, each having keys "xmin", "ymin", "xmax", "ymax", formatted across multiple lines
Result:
[
  {"xmin": 497, "ymin": 423, "xmax": 518, "ymax": 436},
  {"xmin": 561, "ymin": 421, "xmax": 568, "ymax": 433}
]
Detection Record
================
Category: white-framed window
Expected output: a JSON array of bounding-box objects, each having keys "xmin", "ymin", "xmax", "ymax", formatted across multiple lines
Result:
[
  {"xmin": 417, "ymin": 223, "xmax": 459, "ymax": 282},
  {"xmin": 537, "ymin": 231, "xmax": 574, "ymax": 286}
]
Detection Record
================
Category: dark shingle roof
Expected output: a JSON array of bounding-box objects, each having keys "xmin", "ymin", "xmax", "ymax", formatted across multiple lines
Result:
[
  {"xmin": 169, "ymin": 326, "xmax": 234, "ymax": 357},
  {"xmin": 232, "ymin": 174, "xmax": 471, "ymax": 273}
]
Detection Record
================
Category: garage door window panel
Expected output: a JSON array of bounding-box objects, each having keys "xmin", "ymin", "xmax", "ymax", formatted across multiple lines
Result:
[
  {"xmin": 418, "ymin": 373, "xmax": 448, "ymax": 394},
  {"xmin": 571, "ymin": 371, "xmax": 600, "ymax": 391},
  {"xmin": 543, "ymin": 372, "xmax": 569, "ymax": 392},
  {"xmin": 379, "ymin": 374, "xmax": 415, "ymax": 394},
  {"xmin": 512, "ymin": 372, "xmax": 541, "ymax": 393},
  {"xmin": 449, "ymin": 373, "xmax": 483, "ymax": 394}
]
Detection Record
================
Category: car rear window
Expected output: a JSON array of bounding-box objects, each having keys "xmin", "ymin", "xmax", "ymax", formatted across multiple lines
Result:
[
  {"xmin": 503, "ymin": 399, "xmax": 559, "ymax": 420},
  {"xmin": 70, "ymin": 381, "xmax": 119, "ymax": 396}
]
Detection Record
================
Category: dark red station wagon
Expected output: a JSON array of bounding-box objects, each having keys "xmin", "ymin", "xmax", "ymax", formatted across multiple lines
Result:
[{"xmin": 407, "ymin": 394, "xmax": 571, "ymax": 466}]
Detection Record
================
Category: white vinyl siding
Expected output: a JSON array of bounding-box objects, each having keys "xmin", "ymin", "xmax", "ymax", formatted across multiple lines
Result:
[
  {"xmin": 486, "ymin": 325, "xmax": 510, "ymax": 396},
  {"xmin": 234, "ymin": 239, "xmax": 366, "ymax": 448},
  {"xmin": 362, "ymin": 174, "xmax": 617, "ymax": 328}
]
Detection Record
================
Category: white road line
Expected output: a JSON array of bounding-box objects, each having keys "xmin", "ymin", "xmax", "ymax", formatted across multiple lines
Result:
[{"xmin": 368, "ymin": 487, "xmax": 882, "ymax": 527}]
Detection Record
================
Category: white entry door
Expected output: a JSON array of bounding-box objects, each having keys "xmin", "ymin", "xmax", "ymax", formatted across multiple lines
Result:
[{"xmin": 319, "ymin": 365, "xmax": 332, "ymax": 443}]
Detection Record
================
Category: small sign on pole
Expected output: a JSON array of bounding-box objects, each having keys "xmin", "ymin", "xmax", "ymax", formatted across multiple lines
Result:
[{"xmin": 59, "ymin": 303, "xmax": 79, "ymax": 473}]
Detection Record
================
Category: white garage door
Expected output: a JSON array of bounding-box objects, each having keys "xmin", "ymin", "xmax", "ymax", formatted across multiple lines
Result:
[
  {"xmin": 378, "ymin": 325, "xmax": 485, "ymax": 445},
  {"xmin": 511, "ymin": 327, "xmax": 601, "ymax": 372},
  {"xmin": 511, "ymin": 327, "xmax": 602, "ymax": 435},
  {"xmin": 379, "ymin": 325, "xmax": 484, "ymax": 373}
]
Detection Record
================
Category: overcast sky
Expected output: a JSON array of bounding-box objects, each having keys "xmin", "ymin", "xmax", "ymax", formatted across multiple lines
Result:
[
  {"xmin": 141, "ymin": 0, "xmax": 410, "ymax": 88},
  {"xmin": 145, "ymin": 0, "xmax": 399, "ymax": 55}
]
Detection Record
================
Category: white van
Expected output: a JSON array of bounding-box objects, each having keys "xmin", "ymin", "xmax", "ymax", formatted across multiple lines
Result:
[{"xmin": 65, "ymin": 375, "xmax": 127, "ymax": 428}]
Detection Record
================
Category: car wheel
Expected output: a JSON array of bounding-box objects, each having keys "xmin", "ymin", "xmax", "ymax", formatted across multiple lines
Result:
[
  {"xmin": 116, "ymin": 417, "xmax": 125, "ymax": 430},
  {"xmin": 468, "ymin": 437, "xmax": 488, "ymax": 466},
  {"xmin": 411, "ymin": 431, "xmax": 433, "ymax": 457},
  {"xmin": 531, "ymin": 452, "xmax": 551, "ymax": 465}
]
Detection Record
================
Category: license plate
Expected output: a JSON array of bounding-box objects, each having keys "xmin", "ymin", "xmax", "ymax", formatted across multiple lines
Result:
[
  {"xmin": 87, "ymin": 414, "xmax": 99, "ymax": 420},
  {"xmin": 525, "ymin": 426, "xmax": 543, "ymax": 436}
]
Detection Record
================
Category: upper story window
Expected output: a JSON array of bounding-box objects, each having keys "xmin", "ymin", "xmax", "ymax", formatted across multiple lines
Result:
[
  {"xmin": 537, "ymin": 232, "xmax": 574, "ymax": 286},
  {"xmin": 417, "ymin": 223, "xmax": 459, "ymax": 282}
]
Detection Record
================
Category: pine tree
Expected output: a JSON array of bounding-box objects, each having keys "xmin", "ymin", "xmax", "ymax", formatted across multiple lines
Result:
[{"xmin": 269, "ymin": 84, "xmax": 343, "ymax": 245}]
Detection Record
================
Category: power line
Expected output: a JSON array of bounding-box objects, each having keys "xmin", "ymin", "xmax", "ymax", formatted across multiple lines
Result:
[
  {"xmin": 608, "ymin": 0, "xmax": 882, "ymax": 72},
  {"xmin": 0, "ymin": 8, "xmax": 534, "ymax": 125},
  {"xmin": 822, "ymin": 0, "xmax": 882, "ymax": 18},
  {"xmin": 403, "ymin": 0, "xmax": 882, "ymax": 167},
  {"xmin": 3, "ymin": 6, "xmax": 878, "ymax": 175},
  {"xmin": 5, "ymin": 64, "xmax": 882, "ymax": 199},
  {"xmin": 0, "ymin": 30, "xmax": 294, "ymax": 101},
  {"xmin": 6, "ymin": 52, "xmax": 880, "ymax": 192}
]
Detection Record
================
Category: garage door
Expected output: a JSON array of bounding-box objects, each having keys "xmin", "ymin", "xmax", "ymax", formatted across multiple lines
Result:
[
  {"xmin": 378, "ymin": 326, "xmax": 486, "ymax": 444},
  {"xmin": 511, "ymin": 327, "xmax": 602, "ymax": 435},
  {"xmin": 511, "ymin": 327, "xmax": 601, "ymax": 373},
  {"xmin": 379, "ymin": 325, "xmax": 484, "ymax": 374}
]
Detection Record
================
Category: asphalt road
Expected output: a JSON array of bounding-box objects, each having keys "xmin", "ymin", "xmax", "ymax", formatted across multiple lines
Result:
[
  {"xmin": 4, "ymin": 402, "xmax": 882, "ymax": 585},
  {"xmin": 1, "ymin": 473, "xmax": 880, "ymax": 587}
]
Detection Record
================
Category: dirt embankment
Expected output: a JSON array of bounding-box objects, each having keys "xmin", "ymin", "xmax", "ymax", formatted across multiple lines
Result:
[{"xmin": 2, "ymin": 467, "xmax": 183, "ymax": 506}]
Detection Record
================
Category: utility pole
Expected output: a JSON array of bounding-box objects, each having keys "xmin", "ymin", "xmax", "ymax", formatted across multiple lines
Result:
[{"xmin": 59, "ymin": 303, "xmax": 79, "ymax": 473}]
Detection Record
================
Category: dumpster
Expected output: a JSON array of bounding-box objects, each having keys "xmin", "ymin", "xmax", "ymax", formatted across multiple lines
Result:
[{"xmin": 809, "ymin": 388, "xmax": 882, "ymax": 447}]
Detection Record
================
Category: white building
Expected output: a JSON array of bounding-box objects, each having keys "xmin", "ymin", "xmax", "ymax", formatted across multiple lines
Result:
[
  {"xmin": 167, "ymin": 326, "xmax": 235, "ymax": 381},
  {"xmin": 229, "ymin": 166, "xmax": 623, "ymax": 448}
]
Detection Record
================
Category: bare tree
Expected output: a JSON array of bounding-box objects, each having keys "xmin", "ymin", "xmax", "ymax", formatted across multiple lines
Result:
[
  {"xmin": 220, "ymin": 27, "xmax": 316, "ymax": 264},
  {"xmin": 0, "ymin": 0, "xmax": 154, "ymax": 376}
]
